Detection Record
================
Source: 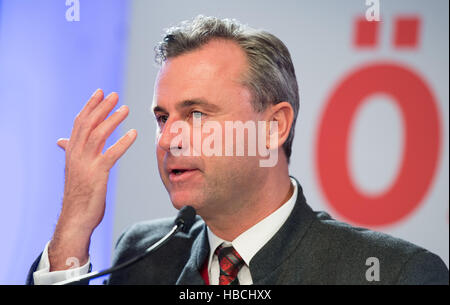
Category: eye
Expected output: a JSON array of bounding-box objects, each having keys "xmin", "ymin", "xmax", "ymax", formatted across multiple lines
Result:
[
  {"xmin": 191, "ymin": 110, "xmax": 205, "ymax": 119},
  {"xmin": 155, "ymin": 114, "xmax": 168, "ymax": 126}
]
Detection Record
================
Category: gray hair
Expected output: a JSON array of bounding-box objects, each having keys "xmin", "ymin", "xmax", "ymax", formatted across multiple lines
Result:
[{"xmin": 154, "ymin": 15, "xmax": 299, "ymax": 162}]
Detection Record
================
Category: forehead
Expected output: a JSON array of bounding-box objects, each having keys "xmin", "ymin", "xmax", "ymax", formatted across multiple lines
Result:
[{"xmin": 153, "ymin": 39, "xmax": 250, "ymax": 109}]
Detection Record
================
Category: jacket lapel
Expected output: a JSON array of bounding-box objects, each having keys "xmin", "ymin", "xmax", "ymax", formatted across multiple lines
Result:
[
  {"xmin": 250, "ymin": 177, "xmax": 316, "ymax": 284},
  {"xmin": 176, "ymin": 223, "xmax": 209, "ymax": 285}
]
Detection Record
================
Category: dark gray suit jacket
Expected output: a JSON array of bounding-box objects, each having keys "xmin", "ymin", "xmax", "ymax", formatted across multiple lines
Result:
[{"xmin": 27, "ymin": 179, "xmax": 449, "ymax": 285}]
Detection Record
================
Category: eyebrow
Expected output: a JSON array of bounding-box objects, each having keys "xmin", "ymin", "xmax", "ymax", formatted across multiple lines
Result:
[{"xmin": 152, "ymin": 98, "xmax": 221, "ymax": 114}]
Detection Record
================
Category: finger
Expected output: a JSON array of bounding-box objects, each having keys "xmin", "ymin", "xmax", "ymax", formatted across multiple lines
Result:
[
  {"xmin": 85, "ymin": 105, "xmax": 129, "ymax": 156},
  {"xmin": 69, "ymin": 89, "xmax": 104, "ymax": 146},
  {"xmin": 81, "ymin": 88, "xmax": 104, "ymax": 118},
  {"xmin": 74, "ymin": 92, "xmax": 119, "ymax": 150},
  {"xmin": 102, "ymin": 129, "xmax": 137, "ymax": 169},
  {"xmin": 57, "ymin": 138, "xmax": 69, "ymax": 150}
]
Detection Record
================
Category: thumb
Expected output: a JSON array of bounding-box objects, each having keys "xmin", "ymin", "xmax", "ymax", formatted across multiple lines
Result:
[{"xmin": 57, "ymin": 138, "xmax": 69, "ymax": 151}]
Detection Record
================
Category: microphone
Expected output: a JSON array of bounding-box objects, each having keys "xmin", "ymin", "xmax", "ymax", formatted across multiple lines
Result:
[
  {"xmin": 54, "ymin": 206, "xmax": 197, "ymax": 285},
  {"xmin": 175, "ymin": 205, "xmax": 196, "ymax": 233}
]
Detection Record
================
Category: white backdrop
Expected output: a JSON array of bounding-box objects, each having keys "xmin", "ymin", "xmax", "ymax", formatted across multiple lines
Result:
[{"xmin": 113, "ymin": 0, "xmax": 449, "ymax": 266}]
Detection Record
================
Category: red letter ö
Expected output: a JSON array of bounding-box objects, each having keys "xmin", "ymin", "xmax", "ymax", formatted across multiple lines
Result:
[{"xmin": 316, "ymin": 62, "xmax": 441, "ymax": 226}]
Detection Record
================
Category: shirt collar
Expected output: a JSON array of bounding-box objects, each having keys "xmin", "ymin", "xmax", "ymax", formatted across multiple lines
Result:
[{"xmin": 206, "ymin": 177, "xmax": 298, "ymax": 267}]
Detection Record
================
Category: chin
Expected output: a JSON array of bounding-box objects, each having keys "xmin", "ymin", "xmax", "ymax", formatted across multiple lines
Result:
[{"xmin": 169, "ymin": 191, "xmax": 204, "ymax": 212}]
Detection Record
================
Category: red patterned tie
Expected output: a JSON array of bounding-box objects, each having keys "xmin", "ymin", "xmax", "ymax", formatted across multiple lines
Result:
[{"xmin": 215, "ymin": 245, "xmax": 245, "ymax": 285}]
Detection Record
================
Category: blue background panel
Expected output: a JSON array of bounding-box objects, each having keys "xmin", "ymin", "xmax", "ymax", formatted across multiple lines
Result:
[{"xmin": 0, "ymin": 0, "xmax": 130, "ymax": 284}]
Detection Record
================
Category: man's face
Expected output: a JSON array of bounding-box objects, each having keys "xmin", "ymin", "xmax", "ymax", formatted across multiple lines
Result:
[{"xmin": 153, "ymin": 39, "xmax": 267, "ymax": 218}]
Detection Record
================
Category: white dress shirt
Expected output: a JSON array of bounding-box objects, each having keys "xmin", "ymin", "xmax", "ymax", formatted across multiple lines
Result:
[
  {"xmin": 33, "ymin": 241, "xmax": 91, "ymax": 285},
  {"xmin": 33, "ymin": 178, "xmax": 297, "ymax": 285},
  {"xmin": 207, "ymin": 177, "xmax": 298, "ymax": 285}
]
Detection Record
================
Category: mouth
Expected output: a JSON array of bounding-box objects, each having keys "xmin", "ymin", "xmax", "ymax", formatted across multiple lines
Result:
[{"xmin": 168, "ymin": 168, "xmax": 200, "ymax": 182}]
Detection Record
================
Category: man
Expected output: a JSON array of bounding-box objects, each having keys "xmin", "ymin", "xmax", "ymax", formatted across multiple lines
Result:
[{"xmin": 27, "ymin": 15, "xmax": 448, "ymax": 285}]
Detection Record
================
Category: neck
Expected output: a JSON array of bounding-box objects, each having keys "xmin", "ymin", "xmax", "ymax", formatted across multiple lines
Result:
[{"xmin": 203, "ymin": 162, "xmax": 293, "ymax": 241}]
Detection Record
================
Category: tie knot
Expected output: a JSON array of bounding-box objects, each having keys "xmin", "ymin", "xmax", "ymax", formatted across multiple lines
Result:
[{"xmin": 215, "ymin": 245, "xmax": 244, "ymax": 285}]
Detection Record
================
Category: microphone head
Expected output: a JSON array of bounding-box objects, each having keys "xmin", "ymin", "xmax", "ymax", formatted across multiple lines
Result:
[{"xmin": 174, "ymin": 206, "xmax": 197, "ymax": 233}]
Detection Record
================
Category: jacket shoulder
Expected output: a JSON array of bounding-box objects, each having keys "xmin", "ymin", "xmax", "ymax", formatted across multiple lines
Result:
[
  {"xmin": 113, "ymin": 215, "xmax": 204, "ymax": 263},
  {"xmin": 300, "ymin": 211, "xmax": 448, "ymax": 284},
  {"xmin": 108, "ymin": 215, "xmax": 204, "ymax": 284}
]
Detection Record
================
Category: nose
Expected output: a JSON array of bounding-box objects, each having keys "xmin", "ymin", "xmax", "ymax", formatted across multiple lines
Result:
[{"xmin": 157, "ymin": 119, "xmax": 191, "ymax": 156}]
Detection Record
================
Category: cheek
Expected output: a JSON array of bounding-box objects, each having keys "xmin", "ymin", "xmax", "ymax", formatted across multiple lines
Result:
[
  {"xmin": 203, "ymin": 155, "xmax": 255, "ymax": 183},
  {"xmin": 156, "ymin": 148, "xmax": 166, "ymax": 173}
]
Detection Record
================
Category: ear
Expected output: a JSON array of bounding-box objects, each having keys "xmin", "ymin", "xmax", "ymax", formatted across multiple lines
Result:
[{"xmin": 264, "ymin": 102, "xmax": 294, "ymax": 150}]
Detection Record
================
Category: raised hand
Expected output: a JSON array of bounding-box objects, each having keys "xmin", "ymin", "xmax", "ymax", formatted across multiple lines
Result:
[{"xmin": 48, "ymin": 89, "xmax": 137, "ymax": 271}]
